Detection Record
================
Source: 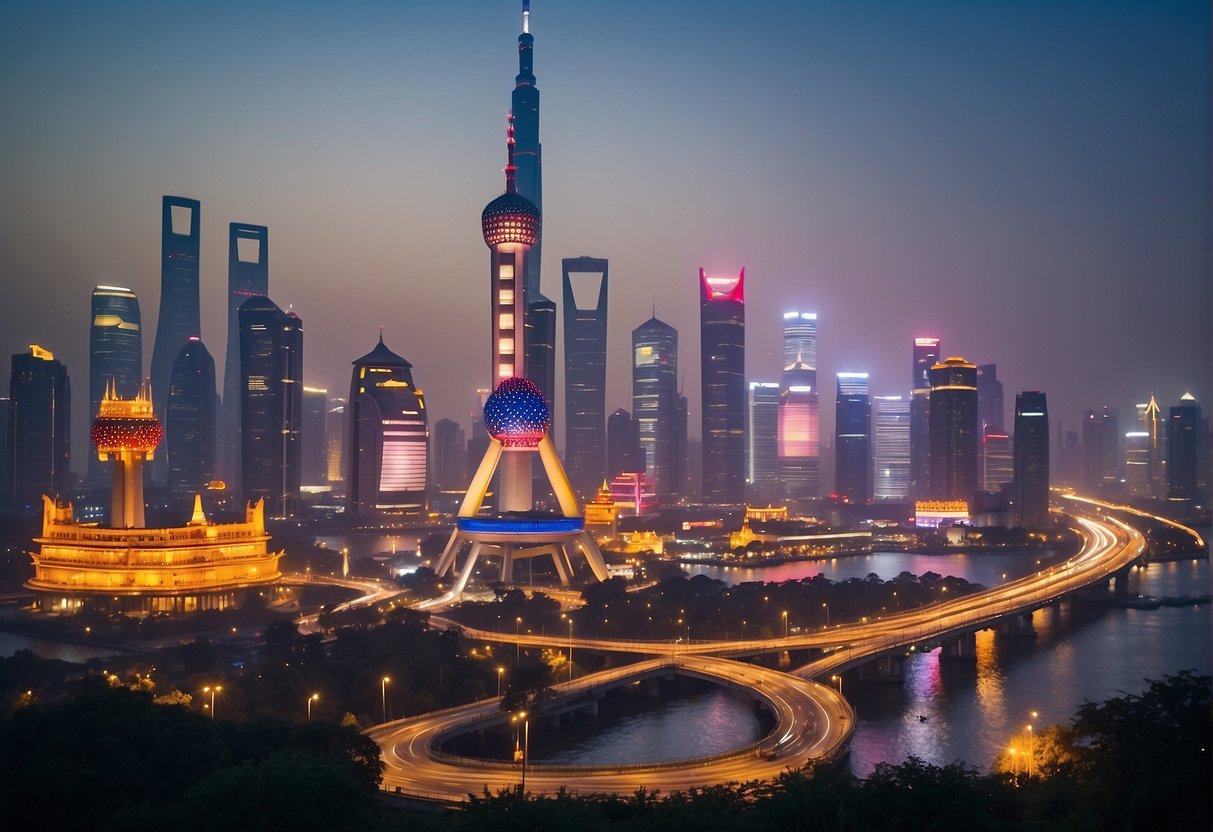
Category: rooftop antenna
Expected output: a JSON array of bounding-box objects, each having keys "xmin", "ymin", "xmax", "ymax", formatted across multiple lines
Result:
[
  {"xmin": 505, "ymin": 113, "xmax": 518, "ymax": 193},
  {"xmin": 522, "ymin": 0, "xmax": 530, "ymax": 34}
]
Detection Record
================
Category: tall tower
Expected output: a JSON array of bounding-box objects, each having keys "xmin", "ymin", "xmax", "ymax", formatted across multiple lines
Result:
[
  {"xmin": 562, "ymin": 256, "xmax": 608, "ymax": 496},
  {"xmin": 835, "ymin": 372, "xmax": 871, "ymax": 503},
  {"xmin": 976, "ymin": 363, "xmax": 1004, "ymax": 433},
  {"xmin": 92, "ymin": 382, "xmax": 162, "ymax": 528},
  {"xmin": 1167, "ymin": 394, "xmax": 1203, "ymax": 503},
  {"xmin": 8, "ymin": 346, "xmax": 71, "ymax": 505},
  {"xmin": 221, "ymin": 223, "xmax": 269, "ymax": 483},
  {"xmin": 928, "ymin": 356, "xmax": 978, "ymax": 504},
  {"xmin": 778, "ymin": 359, "xmax": 819, "ymax": 499},
  {"xmin": 149, "ymin": 196, "xmax": 201, "ymax": 483},
  {"xmin": 347, "ymin": 336, "xmax": 428, "ymax": 521},
  {"xmin": 1013, "ymin": 391, "xmax": 1049, "ymax": 526},
  {"xmin": 238, "ymin": 296, "xmax": 303, "ymax": 518},
  {"xmin": 1138, "ymin": 395, "xmax": 1164, "ymax": 497},
  {"xmin": 483, "ymin": 115, "xmax": 541, "ymax": 511},
  {"xmin": 301, "ymin": 386, "xmax": 329, "ymax": 487},
  {"xmin": 699, "ymin": 268, "xmax": 746, "ymax": 504},
  {"xmin": 632, "ymin": 317, "xmax": 679, "ymax": 498},
  {"xmin": 909, "ymin": 337, "xmax": 940, "ymax": 498},
  {"xmin": 747, "ymin": 382, "xmax": 780, "ymax": 493},
  {"xmin": 872, "ymin": 396, "xmax": 910, "ymax": 500},
  {"xmin": 88, "ymin": 285, "xmax": 142, "ymax": 487},
  {"xmin": 166, "ymin": 337, "xmax": 216, "ymax": 506}
]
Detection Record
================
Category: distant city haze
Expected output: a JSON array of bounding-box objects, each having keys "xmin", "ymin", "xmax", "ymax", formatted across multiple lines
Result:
[{"xmin": 0, "ymin": 1, "xmax": 1208, "ymax": 474}]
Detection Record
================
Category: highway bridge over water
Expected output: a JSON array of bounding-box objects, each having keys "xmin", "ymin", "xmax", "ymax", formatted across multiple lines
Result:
[{"xmin": 372, "ymin": 502, "xmax": 1173, "ymax": 803}]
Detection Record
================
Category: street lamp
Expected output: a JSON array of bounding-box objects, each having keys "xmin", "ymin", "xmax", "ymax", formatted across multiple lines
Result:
[
  {"xmin": 203, "ymin": 685, "xmax": 221, "ymax": 719},
  {"xmin": 381, "ymin": 677, "xmax": 391, "ymax": 723},
  {"xmin": 822, "ymin": 602, "xmax": 830, "ymax": 628},
  {"xmin": 781, "ymin": 610, "xmax": 788, "ymax": 639},
  {"xmin": 566, "ymin": 616, "xmax": 574, "ymax": 682},
  {"xmin": 1026, "ymin": 722, "xmax": 1035, "ymax": 778},
  {"xmin": 515, "ymin": 617, "xmax": 522, "ymax": 663},
  {"xmin": 497, "ymin": 666, "xmax": 505, "ymax": 698},
  {"xmin": 511, "ymin": 710, "xmax": 530, "ymax": 793},
  {"xmin": 831, "ymin": 674, "xmax": 843, "ymax": 696},
  {"xmin": 307, "ymin": 693, "xmax": 319, "ymax": 722}
]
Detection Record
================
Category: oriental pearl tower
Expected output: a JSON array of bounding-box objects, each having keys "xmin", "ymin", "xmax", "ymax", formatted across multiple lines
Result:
[{"xmin": 430, "ymin": 119, "xmax": 608, "ymax": 599}]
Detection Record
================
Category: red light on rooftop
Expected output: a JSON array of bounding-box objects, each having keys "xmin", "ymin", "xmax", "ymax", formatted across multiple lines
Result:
[{"xmin": 699, "ymin": 267, "xmax": 745, "ymax": 303}]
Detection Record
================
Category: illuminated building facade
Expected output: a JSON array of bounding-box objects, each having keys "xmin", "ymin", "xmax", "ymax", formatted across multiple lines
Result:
[
  {"xmin": 87, "ymin": 285, "xmax": 141, "ymax": 486},
  {"xmin": 979, "ymin": 426, "xmax": 1013, "ymax": 493},
  {"xmin": 238, "ymin": 295, "xmax": 302, "ymax": 518},
  {"xmin": 928, "ymin": 356, "xmax": 978, "ymax": 504},
  {"xmin": 326, "ymin": 398, "xmax": 346, "ymax": 488},
  {"xmin": 778, "ymin": 359, "xmax": 819, "ymax": 498},
  {"xmin": 29, "ymin": 388, "xmax": 283, "ymax": 615},
  {"xmin": 1124, "ymin": 431, "xmax": 1150, "ymax": 497},
  {"xmin": 150, "ymin": 196, "xmax": 201, "ymax": 483},
  {"xmin": 1136, "ymin": 396, "xmax": 1164, "ymax": 497},
  {"xmin": 1167, "ymin": 394, "xmax": 1203, "ymax": 503},
  {"xmin": 347, "ymin": 336, "xmax": 428, "ymax": 521},
  {"xmin": 872, "ymin": 395, "xmax": 910, "ymax": 500},
  {"xmin": 562, "ymin": 256, "xmax": 608, "ymax": 495},
  {"xmin": 221, "ymin": 223, "xmax": 269, "ymax": 483},
  {"xmin": 583, "ymin": 481, "xmax": 617, "ymax": 535},
  {"xmin": 910, "ymin": 337, "xmax": 940, "ymax": 498},
  {"xmin": 748, "ymin": 382, "xmax": 780, "ymax": 491},
  {"xmin": 914, "ymin": 499, "xmax": 969, "ymax": 528},
  {"xmin": 1013, "ymin": 391, "xmax": 1049, "ymax": 526},
  {"xmin": 700, "ymin": 268, "xmax": 746, "ymax": 503},
  {"xmin": 835, "ymin": 372, "xmax": 871, "ymax": 502},
  {"xmin": 609, "ymin": 471, "xmax": 658, "ymax": 517},
  {"xmin": 9, "ymin": 346, "xmax": 71, "ymax": 506},
  {"xmin": 302, "ymin": 386, "xmax": 328, "ymax": 487},
  {"xmin": 632, "ymin": 317, "xmax": 679, "ymax": 498},
  {"xmin": 783, "ymin": 311, "xmax": 817, "ymax": 371},
  {"xmin": 166, "ymin": 337, "xmax": 216, "ymax": 505}
]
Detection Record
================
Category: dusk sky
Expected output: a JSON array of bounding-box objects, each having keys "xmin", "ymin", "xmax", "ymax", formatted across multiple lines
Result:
[{"xmin": 1, "ymin": 0, "xmax": 1208, "ymax": 473}]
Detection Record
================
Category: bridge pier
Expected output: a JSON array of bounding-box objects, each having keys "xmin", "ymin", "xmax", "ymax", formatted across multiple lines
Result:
[
  {"xmin": 858, "ymin": 653, "xmax": 905, "ymax": 683},
  {"xmin": 939, "ymin": 632, "xmax": 977, "ymax": 662},
  {"xmin": 998, "ymin": 614, "xmax": 1036, "ymax": 639},
  {"xmin": 1111, "ymin": 565, "xmax": 1133, "ymax": 595}
]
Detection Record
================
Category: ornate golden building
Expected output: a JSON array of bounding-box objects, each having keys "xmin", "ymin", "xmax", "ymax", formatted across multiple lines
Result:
[{"xmin": 27, "ymin": 388, "xmax": 283, "ymax": 615}]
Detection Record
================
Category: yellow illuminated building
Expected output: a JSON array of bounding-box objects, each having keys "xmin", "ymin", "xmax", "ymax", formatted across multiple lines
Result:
[
  {"xmin": 27, "ymin": 389, "xmax": 284, "ymax": 615},
  {"xmin": 616, "ymin": 530, "xmax": 663, "ymax": 555},
  {"xmin": 584, "ymin": 481, "xmax": 618, "ymax": 536},
  {"xmin": 745, "ymin": 505, "xmax": 789, "ymax": 523}
]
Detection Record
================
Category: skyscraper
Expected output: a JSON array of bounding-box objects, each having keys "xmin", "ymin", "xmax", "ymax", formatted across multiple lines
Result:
[
  {"xmin": 1137, "ymin": 395, "xmax": 1165, "ymax": 497},
  {"xmin": 910, "ymin": 337, "xmax": 940, "ymax": 498},
  {"xmin": 562, "ymin": 256, "xmax": 608, "ymax": 495},
  {"xmin": 431, "ymin": 417, "xmax": 466, "ymax": 492},
  {"xmin": 632, "ymin": 317, "xmax": 679, "ymax": 498},
  {"xmin": 1167, "ymin": 394, "xmax": 1203, "ymax": 503},
  {"xmin": 1124, "ymin": 431, "xmax": 1151, "ymax": 497},
  {"xmin": 976, "ymin": 363, "xmax": 1004, "ymax": 433},
  {"xmin": 778, "ymin": 359, "xmax": 819, "ymax": 499},
  {"xmin": 301, "ymin": 386, "xmax": 328, "ymax": 487},
  {"xmin": 166, "ymin": 337, "xmax": 216, "ymax": 505},
  {"xmin": 748, "ymin": 382, "xmax": 780, "ymax": 492},
  {"xmin": 1081, "ymin": 406, "xmax": 1120, "ymax": 493},
  {"xmin": 88, "ymin": 285, "xmax": 142, "ymax": 486},
  {"xmin": 606, "ymin": 408, "xmax": 642, "ymax": 480},
  {"xmin": 700, "ymin": 268, "xmax": 746, "ymax": 503},
  {"xmin": 928, "ymin": 356, "xmax": 978, "ymax": 504},
  {"xmin": 238, "ymin": 296, "xmax": 302, "ymax": 518},
  {"xmin": 347, "ymin": 336, "xmax": 428, "ymax": 520},
  {"xmin": 835, "ymin": 373, "xmax": 871, "ymax": 503},
  {"xmin": 9, "ymin": 346, "xmax": 71, "ymax": 505},
  {"xmin": 1013, "ymin": 391, "xmax": 1049, "ymax": 527},
  {"xmin": 326, "ymin": 398, "xmax": 347, "ymax": 488},
  {"xmin": 782, "ymin": 312, "xmax": 817, "ymax": 370},
  {"xmin": 872, "ymin": 396, "xmax": 911, "ymax": 500},
  {"xmin": 149, "ymin": 196, "xmax": 201, "ymax": 482},
  {"xmin": 221, "ymin": 223, "xmax": 269, "ymax": 483}
]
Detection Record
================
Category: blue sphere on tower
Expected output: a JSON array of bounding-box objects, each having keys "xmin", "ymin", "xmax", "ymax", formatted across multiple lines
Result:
[{"xmin": 483, "ymin": 377, "xmax": 550, "ymax": 448}]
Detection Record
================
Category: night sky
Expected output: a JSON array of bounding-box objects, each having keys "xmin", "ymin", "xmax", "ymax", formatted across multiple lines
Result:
[{"xmin": 0, "ymin": 1, "xmax": 1208, "ymax": 474}]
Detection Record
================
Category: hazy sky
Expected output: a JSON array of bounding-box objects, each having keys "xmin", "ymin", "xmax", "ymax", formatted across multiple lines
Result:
[{"xmin": 1, "ymin": 0, "xmax": 1208, "ymax": 473}]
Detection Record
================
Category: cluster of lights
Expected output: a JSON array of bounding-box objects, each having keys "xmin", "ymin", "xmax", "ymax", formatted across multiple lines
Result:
[
  {"xmin": 482, "ymin": 193, "xmax": 541, "ymax": 246},
  {"xmin": 483, "ymin": 377, "xmax": 549, "ymax": 447},
  {"xmin": 90, "ymin": 417, "xmax": 163, "ymax": 453}
]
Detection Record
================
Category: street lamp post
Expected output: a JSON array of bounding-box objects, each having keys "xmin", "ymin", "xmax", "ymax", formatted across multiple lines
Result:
[
  {"xmin": 782, "ymin": 610, "xmax": 788, "ymax": 639},
  {"xmin": 497, "ymin": 666, "xmax": 505, "ymax": 698},
  {"xmin": 831, "ymin": 674, "xmax": 843, "ymax": 696},
  {"xmin": 822, "ymin": 602, "xmax": 830, "ymax": 628},
  {"xmin": 381, "ymin": 677, "xmax": 391, "ymax": 723},
  {"xmin": 203, "ymin": 685, "xmax": 221, "ymax": 719},
  {"xmin": 512, "ymin": 711, "xmax": 530, "ymax": 793},
  {"xmin": 1026, "ymin": 722, "xmax": 1035, "ymax": 778},
  {"xmin": 566, "ymin": 617, "xmax": 574, "ymax": 682},
  {"xmin": 515, "ymin": 617, "xmax": 522, "ymax": 663},
  {"xmin": 307, "ymin": 693, "xmax": 319, "ymax": 722}
]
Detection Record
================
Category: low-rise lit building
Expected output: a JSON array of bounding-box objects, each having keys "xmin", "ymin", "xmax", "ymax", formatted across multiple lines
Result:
[
  {"xmin": 914, "ymin": 499, "xmax": 970, "ymax": 529},
  {"xmin": 609, "ymin": 471, "xmax": 659, "ymax": 517},
  {"xmin": 26, "ymin": 388, "xmax": 283, "ymax": 615},
  {"xmin": 584, "ymin": 480, "xmax": 618, "ymax": 536}
]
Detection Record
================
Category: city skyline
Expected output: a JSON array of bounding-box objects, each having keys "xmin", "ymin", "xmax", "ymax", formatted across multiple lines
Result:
[{"xmin": 0, "ymin": 1, "xmax": 1208, "ymax": 473}]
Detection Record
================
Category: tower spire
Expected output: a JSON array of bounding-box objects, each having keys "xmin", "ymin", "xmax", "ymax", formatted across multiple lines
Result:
[
  {"xmin": 505, "ymin": 113, "xmax": 518, "ymax": 194},
  {"xmin": 522, "ymin": 0, "xmax": 530, "ymax": 34}
]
